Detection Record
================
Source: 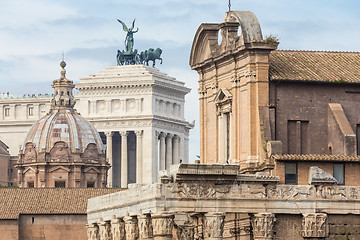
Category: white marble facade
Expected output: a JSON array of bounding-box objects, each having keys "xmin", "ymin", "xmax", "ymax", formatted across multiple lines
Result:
[{"xmin": 0, "ymin": 65, "xmax": 193, "ymax": 186}]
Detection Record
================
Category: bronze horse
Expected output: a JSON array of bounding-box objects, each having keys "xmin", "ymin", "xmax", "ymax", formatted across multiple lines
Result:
[{"xmin": 141, "ymin": 48, "xmax": 163, "ymax": 67}]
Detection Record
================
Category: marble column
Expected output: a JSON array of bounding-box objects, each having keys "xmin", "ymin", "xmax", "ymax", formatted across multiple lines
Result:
[
  {"xmin": 124, "ymin": 216, "xmax": 139, "ymax": 240},
  {"xmin": 302, "ymin": 213, "xmax": 328, "ymax": 238},
  {"xmin": 172, "ymin": 135, "xmax": 180, "ymax": 164},
  {"xmin": 251, "ymin": 213, "xmax": 276, "ymax": 240},
  {"xmin": 153, "ymin": 131, "xmax": 160, "ymax": 182},
  {"xmin": 138, "ymin": 214, "xmax": 153, "ymax": 239},
  {"xmin": 105, "ymin": 131, "xmax": 113, "ymax": 188},
  {"xmin": 159, "ymin": 133, "xmax": 166, "ymax": 171},
  {"xmin": 151, "ymin": 213, "xmax": 174, "ymax": 240},
  {"xmin": 135, "ymin": 130, "xmax": 143, "ymax": 184},
  {"xmin": 86, "ymin": 223, "xmax": 99, "ymax": 240},
  {"xmin": 98, "ymin": 221, "xmax": 111, "ymax": 240},
  {"xmin": 110, "ymin": 217, "xmax": 125, "ymax": 240},
  {"xmin": 165, "ymin": 134, "xmax": 173, "ymax": 170},
  {"xmin": 204, "ymin": 212, "xmax": 225, "ymax": 240},
  {"xmin": 120, "ymin": 131, "xmax": 128, "ymax": 188}
]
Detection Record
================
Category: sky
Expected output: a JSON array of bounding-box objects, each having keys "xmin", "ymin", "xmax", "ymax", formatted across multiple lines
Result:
[{"xmin": 0, "ymin": 0, "xmax": 360, "ymax": 161}]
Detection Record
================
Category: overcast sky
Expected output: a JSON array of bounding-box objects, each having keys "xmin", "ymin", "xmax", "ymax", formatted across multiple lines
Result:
[{"xmin": 0, "ymin": 0, "xmax": 359, "ymax": 161}]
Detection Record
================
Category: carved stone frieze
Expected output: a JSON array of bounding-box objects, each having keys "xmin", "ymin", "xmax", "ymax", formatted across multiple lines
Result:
[
  {"xmin": 86, "ymin": 223, "xmax": 99, "ymax": 240},
  {"xmin": 302, "ymin": 213, "xmax": 328, "ymax": 238},
  {"xmin": 151, "ymin": 212, "xmax": 174, "ymax": 238},
  {"xmin": 204, "ymin": 212, "xmax": 225, "ymax": 239},
  {"xmin": 138, "ymin": 214, "xmax": 153, "ymax": 239},
  {"xmin": 124, "ymin": 216, "xmax": 139, "ymax": 240},
  {"xmin": 98, "ymin": 221, "xmax": 111, "ymax": 240},
  {"xmin": 251, "ymin": 213, "xmax": 276, "ymax": 240}
]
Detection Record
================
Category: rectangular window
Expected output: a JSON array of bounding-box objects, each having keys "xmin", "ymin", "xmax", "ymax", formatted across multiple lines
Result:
[
  {"xmin": 28, "ymin": 182, "xmax": 34, "ymax": 188},
  {"xmin": 87, "ymin": 182, "xmax": 95, "ymax": 188},
  {"xmin": 285, "ymin": 162, "xmax": 297, "ymax": 184},
  {"xmin": 333, "ymin": 163, "xmax": 344, "ymax": 185},
  {"xmin": 28, "ymin": 106, "xmax": 34, "ymax": 116},
  {"xmin": 4, "ymin": 107, "xmax": 10, "ymax": 117},
  {"xmin": 55, "ymin": 181, "xmax": 66, "ymax": 188}
]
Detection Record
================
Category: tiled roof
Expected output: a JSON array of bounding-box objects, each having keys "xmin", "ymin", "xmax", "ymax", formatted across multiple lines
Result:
[
  {"xmin": 269, "ymin": 50, "xmax": 360, "ymax": 83},
  {"xmin": 0, "ymin": 188, "xmax": 123, "ymax": 219},
  {"xmin": 272, "ymin": 154, "xmax": 360, "ymax": 162}
]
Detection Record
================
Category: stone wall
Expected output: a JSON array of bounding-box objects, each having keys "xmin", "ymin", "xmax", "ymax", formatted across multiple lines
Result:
[
  {"xmin": 18, "ymin": 214, "xmax": 87, "ymax": 240},
  {"xmin": 0, "ymin": 220, "xmax": 18, "ymax": 240}
]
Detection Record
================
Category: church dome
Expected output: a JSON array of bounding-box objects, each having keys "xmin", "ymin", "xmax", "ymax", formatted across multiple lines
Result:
[{"xmin": 17, "ymin": 61, "xmax": 109, "ymax": 188}]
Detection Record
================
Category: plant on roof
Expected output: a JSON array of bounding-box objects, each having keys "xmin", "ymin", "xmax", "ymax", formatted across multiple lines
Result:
[{"xmin": 265, "ymin": 34, "xmax": 279, "ymax": 44}]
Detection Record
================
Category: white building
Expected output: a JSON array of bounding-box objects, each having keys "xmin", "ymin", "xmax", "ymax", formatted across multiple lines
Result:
[{"xmin": 0, "ymin": 65, "xmax": 193, "ymax": 187}]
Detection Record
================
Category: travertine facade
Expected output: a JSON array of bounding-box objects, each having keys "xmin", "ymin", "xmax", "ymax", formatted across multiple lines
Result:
[{"xmin": 0, "ymin": 65, "xmax": 193, "ymax": 187}]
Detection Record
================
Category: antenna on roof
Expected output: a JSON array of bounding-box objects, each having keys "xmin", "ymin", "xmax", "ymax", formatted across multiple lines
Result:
[
  {"xmin": 62, "ymin": 51, "xmax": 64, "ymax": 61},
  {"xmin": 228, "ymin": 0, "xmax": 231, "ymax": 11}
]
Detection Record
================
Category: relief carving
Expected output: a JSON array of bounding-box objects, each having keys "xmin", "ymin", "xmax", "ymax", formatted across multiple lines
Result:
[
  {"xmin": 204, "ymin": 213, "xmax": 225, "ymax": 239},
  {"xmin": 86, "ymin": 223, "xmax": 99, "ymax": 240},
  {"xmin": 83, "ymin": 143, "xmax": 99, "ymax": 161},
  {"xmin": 177, "ymin": 225, "xmax": 194, "ymax": 240},
  {"xmin": 24, "ymin": 142, "xmax": 37, "ymax": 162},
  {"xmin": 138, "ymin": 214, "xmax": 153, "ymax": 239},
  {"xmin": 49, "ymin": 141, "xmax": 70, "ymax": 162},
  {"xmin": 175, "ymin": 183, "xmax": 216, "ymax": 199},
  {"xmin": 302, "ymin": 213, "xmax": 328, "ymax": 238},
  {"xmin": 151, "ymin": 213, "xmax": 174, "ymax": 237},
  {"xmin": 251, "ymin": 213, "xmax": 276, "ymax": 239}
]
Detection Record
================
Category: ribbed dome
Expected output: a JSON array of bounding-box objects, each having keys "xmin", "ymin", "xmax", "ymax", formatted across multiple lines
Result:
[
  {"xmin": 21, "ymin": 109, "xmax": 104, "ymax": 154},
  {"xmin": 17, "ymin": 62, "xmax": 108, "ymax": 189}
]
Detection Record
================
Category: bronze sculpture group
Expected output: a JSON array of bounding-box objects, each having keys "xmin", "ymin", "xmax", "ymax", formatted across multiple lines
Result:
[{"xmin": 117, "ymin": 19, "xmax": 162, "ymax": 67}]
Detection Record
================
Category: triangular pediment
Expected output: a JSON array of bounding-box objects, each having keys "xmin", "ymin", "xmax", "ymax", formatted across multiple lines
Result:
[
  {"xmin": 23, "ymin": 167, "xmax": 37, "ymax": 174},
  {"xmin": 214, "ymin": 88, "xmax": 232, "ymax": 103},
  {"xmin": 84, "ymin": 167, "xmax": 100, "ymax": 174},
  {"xmin": 49, "ymin": 166, "xmax": 71, "ymax": 173}
]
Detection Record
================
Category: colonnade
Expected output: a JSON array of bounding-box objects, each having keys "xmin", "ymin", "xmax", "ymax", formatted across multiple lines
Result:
[
  {"xmin": 104, "ymin": 130, "xmax": 143, "ymax": 188},
  {"xmin": 87, "ymin": 211, "xmax": 329, "ymax": 239},
  {"xmin": 155, "ymin": 131, "xmax": 181, "ymax": 171}
]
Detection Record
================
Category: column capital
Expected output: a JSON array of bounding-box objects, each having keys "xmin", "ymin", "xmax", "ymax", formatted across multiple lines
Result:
[
  {"xmin": 110, "ymin": 218, "xmax": 125, "ymax": 240},
  {"xmin": 151, "ymin": 212, "xmax": 174, "ymax": 239},
  {"xmin": 86, "ymin": 223, "xmax": 99, "ymax": 240},
  {"xmin": 120, "ymin": 131, "xmax": 129, "ymax": 137},
  {"xmin": 134, "ymin": 130, "xmax": 143, "ymax": 137},
  {"xmin": 98, "ymin": 221, "xmax": 111, "ymax": 240},
  {"xmin": 166, "ymin": 133, "xmax": 174, "ymax": 139},
  {"xmin": 124, "ymin": 216, "xmax": 139, "ymax": 240},
  {"xmin": 302, "ymin": 213, "xmax": 328, "ymax": 238},
  {"xmin": 105, "ymin": 131, "xmax": 113, "ymax": 137},
  {"xmin": 138, "ymin": 214, "xmax": 153, "ymax": 239},
  {"xmin": 204, "ymin": 212, "xmax": 225, "ymax": 239},
  {"xmin": 159, "ymin": 132, "xmax": 166, "ymax": 139},
  {"xmin": 252, "ymin": 212, "xmax": 276, "ymax": 240}
]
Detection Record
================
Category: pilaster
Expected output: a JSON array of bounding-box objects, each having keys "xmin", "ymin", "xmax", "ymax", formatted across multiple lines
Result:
[
  {"xmin": 105, "ymin": 131, "xmax": 113, "ymax": 187},
  {"xmin": 120, "ymin": 131, "xmax": 128, "ymax": 188},
  {"xmin": 98, "ymin": 221, "xmax": 111, "ymax": 240},
  {"xmin": 124, "ymin": 216, "xmax": 139, "ymax": 240},
  {"xmin": 135, "ymin": 130, "xmax": 143, "ymax": 184},
  {"xmin": 165, "ymin": 134, "xmax": 173, "ymax": 170},
  {"xmin": 138, "ymin": 214, "xmax": 154, "ymax": 239}
]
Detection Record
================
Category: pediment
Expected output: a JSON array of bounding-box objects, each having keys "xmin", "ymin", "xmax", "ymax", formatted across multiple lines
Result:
[
  {"xmin": 49, "ymin": 166, "xmax": 71, "ymax": 173},
  {"xmin": 23, "ymin": 167, "xmax": 37, "ymax": 174},
  {"xmin": 84, "ymin": 167, "xmax": 100, "ymax": 174},
  {"xmin": 214, "ymin": 88, "xmax": 232, "ymax": 103}
]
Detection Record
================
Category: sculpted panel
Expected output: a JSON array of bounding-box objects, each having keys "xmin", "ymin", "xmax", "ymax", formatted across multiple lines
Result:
[
  {"xmin": 49, "ymin": 141, "xmax": 70, "ymax": 162},
  {"xmin": 24, "ymin": 142, "xmax": 37, "ymax": 162}
]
